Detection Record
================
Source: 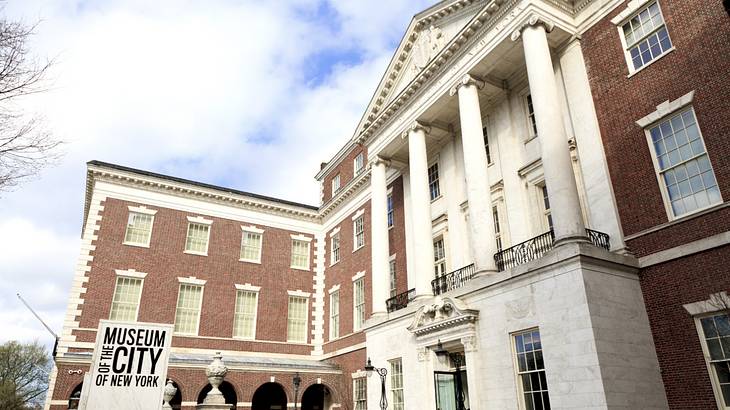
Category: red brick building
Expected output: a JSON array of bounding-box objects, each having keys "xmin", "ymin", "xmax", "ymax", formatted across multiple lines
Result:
[{"xmin": 581, "ymin": 0, "xmax": 730, "ymax": 408}]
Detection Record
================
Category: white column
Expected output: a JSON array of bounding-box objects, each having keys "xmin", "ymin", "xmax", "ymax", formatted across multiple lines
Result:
[
  {"xmin": 450, "ymin": 75, "xmax": 498, "ymax": 273},
  {"xmin": 513, "ymin": 16, "xmax": 586, "ymax": 244},
  {"xmin": 370, "ymin": 156, "xmax": 391, "ymax": 317},
  {"xmin": 404, "ymin": 122, "xmax": 435, "ymax": 299}
]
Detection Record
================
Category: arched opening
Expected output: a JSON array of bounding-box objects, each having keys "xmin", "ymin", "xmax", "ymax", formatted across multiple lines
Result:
[
  {"xmin": 165, "ymin": 380, "xmax": 182, "ymax": 410},
  {"xmin": 252, "ymin": 382, "xmax": 287, "ymax": 410},
  {"xmin": 67, "ymin": 383, "xmax": 83, "ymax": 409},
  {"xmin": 197, "ymin": 381, "xmax": 237, "ymax": 409},
  {"xmin": 300, "ymin": 384, "xmax": 333, "ymax": 410}
]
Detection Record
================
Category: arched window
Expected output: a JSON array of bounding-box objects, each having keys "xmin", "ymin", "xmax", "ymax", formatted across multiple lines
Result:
[{"xmin": 68, "ymin": 383, "xmax": 83, "ymax": 409}]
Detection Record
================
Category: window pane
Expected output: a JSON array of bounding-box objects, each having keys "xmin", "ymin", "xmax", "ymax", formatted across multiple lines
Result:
[
  {"xmin": 428, "ymin": 163, "xmax": 440, "ymax": 200},
  {"xmin": 287, "ymin": 296, "xmax": 308, "ymax": 342},
  {"xmin": 174, "ymin": 284, "xmax": 203, "ymax": 334},
  {"xmin": 124, "ymin": 213, "xmax": 153, "ymax": 245},
  {"xmin": 291, "ymin": 239, "xmax": 310, "ymax": 269},
  {"xmin": 110, "ymin": 277, "xmax": 143, "ymax": 322},
  {"xmin": 185, "ymin": 223, "xmax": 210, "ymax": 253}
]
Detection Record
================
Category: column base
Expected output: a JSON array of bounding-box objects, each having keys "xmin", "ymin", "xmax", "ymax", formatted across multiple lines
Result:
[
  {"xmin": 553, "ymin": 234, "xmax": 590, "ymax": 248},
  {"xmin": 474, "ymin": 268, "xmax": 498, "ymax": 277},
  {"xmin": 413, "ymin": 294, "xmax": 434, "ymax": 303}
]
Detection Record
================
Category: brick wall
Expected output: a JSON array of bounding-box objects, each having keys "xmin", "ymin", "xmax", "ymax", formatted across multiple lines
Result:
[
  {"xmin": 582, "ymin": 0, "xmax": 730, "ymax": 243},
  {"xmin": 322, "ymin": 146, "xmax": 368, "ymax": 204},
  {"xmin": 387, "ymin": 176, "xmax": 409, "ymax": 296},
  {"xmin": 79, "ymin": 198, "xmax": 316, "ymax": 351}
]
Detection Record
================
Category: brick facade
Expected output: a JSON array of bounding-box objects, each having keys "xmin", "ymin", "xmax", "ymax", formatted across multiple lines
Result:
[
  {"xmin": 582, "ymin": 0, "xmax": 730, "ymax": 408},
  {"xmin": 321, "ymin": 146, "xmax": 367, "ymax": 204}
]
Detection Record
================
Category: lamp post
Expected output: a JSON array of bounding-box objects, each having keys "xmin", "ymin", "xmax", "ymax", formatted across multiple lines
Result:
[
  {"xmin": 365, "ymin": 357, "xmax": 388, "ymax": 410},
  {"xmin": 293, "ymin": 372, "xmax": 302, "ymax": 410}
]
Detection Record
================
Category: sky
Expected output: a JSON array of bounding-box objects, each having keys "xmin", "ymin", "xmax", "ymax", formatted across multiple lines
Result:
[{"xmin": 0, "ymin": 0, "xmax": 437, "ymax": 352}]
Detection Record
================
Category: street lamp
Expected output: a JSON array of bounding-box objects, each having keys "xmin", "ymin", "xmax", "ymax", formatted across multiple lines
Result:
[
  {"xmin": 293, "ymin": 372, "xmax": 302, "ymax": 410},
  {"xmin": 365, "ymin": 357, "xmax": 388, "ymax": 410}
]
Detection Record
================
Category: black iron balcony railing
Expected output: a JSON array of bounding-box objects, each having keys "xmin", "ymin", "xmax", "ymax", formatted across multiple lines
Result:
[
  {"xmin": 386, "ymin": 288, "xmax": 416, "ymax": 313},
  {"xmin": 432, "ymin": 264, "xmax": 476, "ymax": 296},
  {"xmin": 494, "ymin": 229, "xmax": 611, "ymax": 271}
]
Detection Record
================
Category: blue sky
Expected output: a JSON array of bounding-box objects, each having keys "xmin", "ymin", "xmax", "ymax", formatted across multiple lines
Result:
[{"xmin": 0, "ymin": 0, "xmax": 437, "ymax": 351}]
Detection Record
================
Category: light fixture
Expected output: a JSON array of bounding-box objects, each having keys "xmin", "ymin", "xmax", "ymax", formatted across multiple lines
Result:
[
  {"xmin": 364, "ymin": 357, "xmax": 388, "ymax": 410},
  {"xmin": 434, "ymin": 339, "xmax": 448, "ymax": 357}
]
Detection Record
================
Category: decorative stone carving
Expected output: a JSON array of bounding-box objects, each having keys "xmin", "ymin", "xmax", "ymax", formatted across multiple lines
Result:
[
  {"xmin": 400, "ymin": 121, "xmax": 432, "ymax": 139},
  {"xmin": 197, "ymin": 352, "xmax": 232, "ymax": 409},
  {"xmin": 412, "ymin": 25, "xmax": 447, "ymax": 75},
  {"xmin": 461, "ymin": 335, "xmax": 478, "ymax": 353},
  {"xmin": 408, "ymin": 296, "xmax": 479, "ymax": 336},
  {"xmin": 162, "ymin": 380, "xmax": 177, "ymax": 409},
  {"xmin": 510, "ymin": 14, "xmax": 555, "ymax": 42},
  {"xmin": 449, "ymin": 74, "xmax": 486, "ymax": 96}
]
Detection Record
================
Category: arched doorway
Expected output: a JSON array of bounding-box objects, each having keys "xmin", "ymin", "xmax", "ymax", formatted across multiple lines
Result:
[
  {"xmin": 197, "ymin": 381, "xmax": 237, "ymax": 409},
  {"xmin": 300, "ymin": 384, "xmax": 333, "ymax": 410},
  {"xmin": 68, "ymin": 383, "xmax": 83, "ymax": 409},
  {"xmin": 166, "ymin": 380, "xmax": 182, "ymax": 410},
  {"xmin": 251, "ymin": 382, "xmax": 287, "ymax": 410}
]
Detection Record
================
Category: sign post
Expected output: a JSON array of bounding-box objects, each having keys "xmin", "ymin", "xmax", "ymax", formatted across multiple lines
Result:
[{"xmin": 82, "ymin": 320, "xmax": 174, "ymax": 409}]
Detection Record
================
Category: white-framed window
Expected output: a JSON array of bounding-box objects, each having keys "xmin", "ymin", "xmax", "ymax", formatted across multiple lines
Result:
[
  {"xmin": 240, "ymin": 230, "xmax": 263, "ymax": 263},
  {"xmin": 354, "ymin": 152, "xmax": 365, "ymax": 175},
  {"xmin": 329, "ymin": 291, "xmax": 340, "ymax": 340},
  {"xmin": 428, "ymin": 162, "xmax": 441, "ymax": 200},
  {"xmin": 291, "ymin": 239, "xmax": 310, "ymax": 270},
  {"xmin": 387, "ymin": 193, "xmax": 394, "ymax": 228},
  {"xmin": 483, "ymin": 125, "xmax": 492, "ymax": 164},
  {"xmin": 287, "ymin": 295, "xmax": 308, "ymax": 343},
  {"xmin": 174, "ymin": 284, "xmax": 204, "ymax": 335},
  {"xmin": 390, "ymin": 358, "xmax": 405, "ymax": 410},
  {"xmin": 526, "ymin": 94, "xmax": 538, "ymax": 138},
  {"xmin": 618, "ymin": 1, "xmax": 672, "ymax": 72},
  {"xmin": 332, "ymin": 174, "xmax": 341, "ymax": 195},
  {"xmin": 697, "ymin": 313, "xmax": 730, "ymax": 408},
  {"xmin": 540, "ymin": 185, "xmax": 554, "ymax": 232},
  {"xmin": 646, "ymin": 108, "xmax": 721, "ymax": 218},
  {"xmin": 353, "ymin": 277, "xmax": 365, "ymax": 331},
  {"xmin": 109, "ymin": 276, "xmax": 143, "ymax": 322},
  {"xmin": 493, "ymin": 205, "xmax": 503, "ymax": 251},
  {"xmin": 124, "ymin": 212, "xmax": 154, "ymax": 246},
  {"xmin": 353, "ymin": 377, "xmax": 367, "ymax": 410},
  {"xmin": 331, "ymin": 232, "xmax": 341, "ymax": 265},
  {"xmin": 513, "ymin": 328, "xmax": 551, "ymax": 410},
  {"xmin": 389, "ymin": 259, "xmax": 397, "ymax": 298},
  {"xmin": 354, "ymin": 216, "xmax": 365, "ymax": 250},
  {"xmin": 185, "ymin": 222, "xmax": 211, "ymax": 255},
  {"xmin": 233, "ymin": 289, "xmax": 258, "ymax": 339},
  {"xmin": 433, "ymin": 237, "xmax": 446, "ymax": 277}
]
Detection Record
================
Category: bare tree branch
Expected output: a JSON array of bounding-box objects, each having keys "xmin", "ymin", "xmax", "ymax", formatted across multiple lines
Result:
[{"xmin": 0, "ymin": 340, "xmax": 51, "ymax": 410}]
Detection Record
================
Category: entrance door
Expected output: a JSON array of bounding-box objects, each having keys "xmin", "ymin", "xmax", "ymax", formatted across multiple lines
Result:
[{"xmin": 434, "ymin": 371, "xmax": 470, "ymax": 410}]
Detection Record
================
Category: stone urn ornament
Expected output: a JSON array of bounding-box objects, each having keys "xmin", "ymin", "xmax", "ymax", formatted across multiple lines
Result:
[
  {"xmin": 162, "ymin": 379, "xmax": 177, "ymax": 409},
  {"xmin": 204, "ymin": 352, "xmax": 228, "ymax": 405}
]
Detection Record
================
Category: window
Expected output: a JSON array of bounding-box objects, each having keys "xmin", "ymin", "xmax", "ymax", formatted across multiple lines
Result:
[
  {"xmin": 621, "ymin": 2, "xmax": 672, "ymax": 71},
  {"xmin": 353, "ymin": 377, "xmax": 367, "ymax": 410},
  {"xmin": 329, "ymin": 291, "xmax": 339, "ymax": 340},
  {"xmin": 390, "ymin": 358, "xmax": 405, "ymax": 410},
  {"xmin": 434, "ymin": 238, "xmax": 446, "ymax": 277},
  {"xmin": 233, "ymin": 290, "xmax": 258, "ymax": 339},
  {"xmin": 291, "ymin": 239, "xmax": 310, "ymax": 269},
  {"xmin": 699, "ymin": 313, "xmax": 730, "ymax": 407},
  {"xmin": 287, "ymin": 295, "xmax": 308, "ymax": 343},
  {"xmin": 332, "ymin": 174, "xmax": 341, "ymax": 195},
  {"xmin": 354, "ymin": 216, "xmax": 365, "ymax": 250},
  {"xmin": 331, "ymin": 232, "xmax": 341, "ymax": 264},
  {"xmin": 174, "ymin": 284, "xmax": 203, "ymax": 335},
  {"xmin": 527, "ymin": 94, "xmax": 538, "ymax": 138},
  {"xmin": 354, "ymin": 152, "xmax": 365, "ymax": 175},
  {"xmin": 109, "ymin": 276, "xmax": 143, "ymax": 322},
  {"xmin": 483, "ymin": 126, "xmax": 492, "ymax": 164},
  {"xmin": 647, "ymin": 108, "xmax": 720, "ymax": 217},
  {"xmin": 389, "ymin": 259, "xmax": 397, "ymax": 298},
  {"xmin": 428, "ymin": 163, "xmax": 441, "ymax": 200},
  {"xmin": 354, "ymin": 277, "xmax": 365, "ymax": 331},
  {"xmin": 540, "ymin": 185, "xmax": 553, "ymax": 231},
  {"xmin": 387, "ymin": 193, "xmax": 394, "ymax": 228},
  {"xmin": 124, "ymin": 212, "xmax": 153, "ymax": 246},
  {"xmin": 493, "ymin": 205, "xmax": 503, "ymax": 251},
  {"xmin": 240, "ymin": 230, "xmax": 263, "ymax": 263},
  {"xmin": 185, "ymin": 222, "xmax": 210, "ymax": 254},
  {"xmin": 514, "ymin": 329, "xmax": 551, "ymax": 410}
]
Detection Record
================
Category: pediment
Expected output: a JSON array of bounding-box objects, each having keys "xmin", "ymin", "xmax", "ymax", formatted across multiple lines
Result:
[
  {"xmin": 408, "ymin": 296, "xmax": 479, "ymax": 336},
  {"xmin": 359, "ymin": 0, "xmax": 488, "ymax": 128}
]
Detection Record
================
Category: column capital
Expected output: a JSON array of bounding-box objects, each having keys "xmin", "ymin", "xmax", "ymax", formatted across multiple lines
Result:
[
  {"xmin": 510, "ymin": 14, "xmax": 555, "ymax": 42},
  {"xmin": 400, "ymin": 120, "xmax": 431, "ymax": 139},
  {"xmin": 449, "ymin": 74, "xmax": 485, "ymax": 97},
  {"xmin": 370, "ymin": 155, "xmax": 391, "ymax": 168}
]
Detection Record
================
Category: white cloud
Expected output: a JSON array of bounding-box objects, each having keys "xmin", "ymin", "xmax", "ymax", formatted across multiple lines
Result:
[{"xmin": 0, "ymin": 0, "xmax": 439, "ymax": 343}]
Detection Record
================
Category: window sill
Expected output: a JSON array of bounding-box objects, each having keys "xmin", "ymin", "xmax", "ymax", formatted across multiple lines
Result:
[
  {"xmin": 123, "ymin": 241, "xmax": 150, "ymax": 248},
  {"xmin": 524, "ymin": 135, "xmax": 538, "ymax": 145},
  {"xmin": 627, "ymin": 47, "xmax": 675, "ymax": 78},
  {"xmin": 286, "ymin": 339, "xmax": 309, "ymax": 344},
  {"xmin": 173, "ymin": 332, "xmax": 198, "ymax": 337},
  {"xmin": 184, "ymin": 250, "xmax": 208, "ymax": 257},
  {"xmin": 330, "ymin": 259, "xmax": 340, "ymax": 267},
  {"xmin": 625, "ymin": 201, "xmax": 730, "ymax": 241},
  {"xmin": 352, "ymin": 245, "xmax": 364, "ymax": 253},
  {"xmin": 232, "ymin": 336, "xmax": 255, "ymax": 341},
  {"xmin": 239, "ymin": 258, "xmax": 261, "ymax": 264},
  {"xmin": 388, "ymin": 225, "xmax": 394, "ymax": 230},
  {"xmin": 430, "ymin": 195, "xmax": 442, "ymax": 204},
  {"xmin": 291, "ymin": 265, "xmax": 311, "ymax": 272}
]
